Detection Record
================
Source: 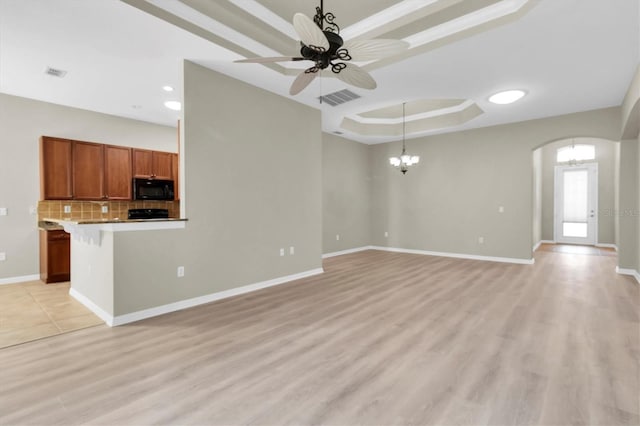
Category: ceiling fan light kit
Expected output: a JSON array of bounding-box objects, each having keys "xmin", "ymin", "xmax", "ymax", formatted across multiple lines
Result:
[{"xmin": 235, "ymin": 0, "xmax": 408, "ymax": 95}]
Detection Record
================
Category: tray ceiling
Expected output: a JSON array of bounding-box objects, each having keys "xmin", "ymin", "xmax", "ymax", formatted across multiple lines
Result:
[{"xmin": 1, "ymin": 0, "xmax": 638, "ymax": 144}]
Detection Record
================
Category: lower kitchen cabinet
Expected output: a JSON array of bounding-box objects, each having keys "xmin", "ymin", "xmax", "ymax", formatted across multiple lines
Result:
[{"xmin": 39, "ymin": 229, "xmax": 70, "ymax": 284}]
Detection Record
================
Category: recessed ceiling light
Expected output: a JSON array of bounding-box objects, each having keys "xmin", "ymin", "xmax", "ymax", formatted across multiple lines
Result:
[
  {"xmin": 489, "ymin": 89, "xmax": 526, "ymax": 105},
  {"xmin": 162, "ymin": 85, "xmax": 174, "ymax": 92},
  {"xmin": 164, "ymin": 101, "xmax": 181, "ymax": 111}
]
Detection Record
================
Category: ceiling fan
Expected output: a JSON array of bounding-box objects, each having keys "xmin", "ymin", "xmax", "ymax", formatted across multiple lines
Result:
[{"xmin": 235, "ymin": 0, "xmax": 409, "ymax": 95}]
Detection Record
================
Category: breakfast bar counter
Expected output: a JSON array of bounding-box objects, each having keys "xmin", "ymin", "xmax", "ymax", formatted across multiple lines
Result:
[{"xmin": 44, "ymin": 217, "xmax": 187, "ymax": 327}]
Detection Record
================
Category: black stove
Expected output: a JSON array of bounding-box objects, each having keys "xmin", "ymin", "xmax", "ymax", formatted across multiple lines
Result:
[{"xmin": 127, "ymin": 208, "xmax": 169, "ymax": 220}]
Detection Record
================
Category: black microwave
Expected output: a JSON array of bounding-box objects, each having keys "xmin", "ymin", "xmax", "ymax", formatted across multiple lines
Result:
[{"xmin": 133, "ymin": 178, "xmax": 175, "ymax": 200}]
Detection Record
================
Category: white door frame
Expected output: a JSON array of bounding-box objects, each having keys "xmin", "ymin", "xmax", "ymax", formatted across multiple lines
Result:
[{"xmin": 554, "ymin": 163, "xmax": 598, "ymax": 245}]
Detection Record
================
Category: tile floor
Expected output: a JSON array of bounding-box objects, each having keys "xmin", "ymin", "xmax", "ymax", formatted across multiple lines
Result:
[{"xmin": 0, "ymin": 280, "xmax": 103, "ymax": 349}]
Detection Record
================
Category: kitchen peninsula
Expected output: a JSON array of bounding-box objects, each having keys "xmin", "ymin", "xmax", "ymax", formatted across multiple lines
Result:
[{"xmin": 44, "ymin": 217, "xmax": 187, "ymax": 326}]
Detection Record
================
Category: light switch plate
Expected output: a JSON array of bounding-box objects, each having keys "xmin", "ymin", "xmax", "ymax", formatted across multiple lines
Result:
[
  {"xmin": 0, "ymin": 252, "xmax": 6, "ymax": 261},
  {"xmin": 64, "ymin": 205, "xmax": 71, "ymax": 213},
  {"xmin": 101, "ymin": 206, "xmax": 108, "ymax": 213},
  {"xmin": 0, "ymin": 208, "xmax": 7, "ymax": 216}
]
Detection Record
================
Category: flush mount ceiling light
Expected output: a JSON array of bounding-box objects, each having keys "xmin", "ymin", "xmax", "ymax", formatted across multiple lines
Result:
[
  {"xmin": 164, "ymin": 101, "xmax": 181, "ymax": 111},
  {"xmin": 162, "ymin": 85, "xmax": 174, "ymax": 92},
  {"xmin": 489, "ymin": 89, "xmax": 526, "ymax": 104},
  {"xmin": 389, "ymin": 103, "xmax": 419, "ymax": 175}
]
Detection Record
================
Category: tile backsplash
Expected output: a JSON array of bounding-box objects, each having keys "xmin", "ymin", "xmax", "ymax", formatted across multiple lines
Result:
[{"xmin": 38, "ymin": 200, "xmax": 180, "ymax": 221}]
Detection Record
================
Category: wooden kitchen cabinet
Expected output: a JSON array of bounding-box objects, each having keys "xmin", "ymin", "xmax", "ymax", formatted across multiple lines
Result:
[
  {"xmin": 40, "ymin": 137, "xmax": 73, "ymax": 200},
  {"xmin": 104, "ymin": 145, "xmax": 132, "ymax": 200},
  {"xmin": 133, "ymin": 149, "xmax": 173, "ymax": 180},
  {"xmin": 39, "ymin": 229, "xmax": 70, "ymax": 284},
  {"xmin": 41, "ymin": 137, "xmax": 175, "ymax": 201},
  {"xmin": 171, "ymin": 153, "xmax": 179, "ymax": 200},
  {"xmin": 73, "ymin": 141, "xmax": 104, "ymax": 200},
  {"xmin": 132, "ymin": 148, "xmax": 152, "ymax": 178}
]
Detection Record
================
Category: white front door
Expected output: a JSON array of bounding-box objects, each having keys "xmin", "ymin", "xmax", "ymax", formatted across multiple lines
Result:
[{"xmin": 554, "ymin": 163, "xmax": 598, "ymax": 245}]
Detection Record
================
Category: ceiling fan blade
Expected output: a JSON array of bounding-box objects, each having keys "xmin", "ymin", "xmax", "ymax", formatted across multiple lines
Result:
[
  {"xmin": 235, "ymin": 56, "xmax": 304, "ymax": 63},
  {"xmin": 343, "ymin": 39, "xmax": 410, "ymax": 61},
  {"xmin": 293, "ymin": 13, "xmax": 329, "ymax": 51},
  {"xmin": 290, "ymin": 69, "xmax": 318, "ymax": 95},
  {"xmin": 334, "ymin": 63, "xmax": 377, "ymax": 90}
]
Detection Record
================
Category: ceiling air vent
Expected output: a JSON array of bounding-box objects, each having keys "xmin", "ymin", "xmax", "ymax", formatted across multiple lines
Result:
[
  {"xmin": 44, "ymin": 67, "xmax": 67, "ymax": 78},
  {"xmin": 318, "ymin": 89, "xmax": 360, "ymax": 107}
]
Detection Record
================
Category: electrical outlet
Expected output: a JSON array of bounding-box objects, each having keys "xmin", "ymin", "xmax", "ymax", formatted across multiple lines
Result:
[
  {"xmin": 0, "ymin": 252, "xmax": 6, "ymax": 261},
  {"xmin": 101, "ymin": 206, "xmax": 108, "ymax": 213},
  {"xmin": 478, "ymin": 237, "xmax": 485, "ymax": 244},
  {"xmin": 289, "ymin": 246, "xmax": 295, "ymax": 255},
  {"xmin": 498, "ymin": 206, "xmax": 504, "ymax": 213},
  {"xmin": 0, "ymin": 208, "xmax": 7, "ymax": 216},
  {"xmin": 64, "ymin": 205, "xmax": 71, "ymax": 213},
  {"xmin": 279, "ymin": 248, "xmax": 285, "ymax": 257},
  {"xmin": 177, "ymin": 266, "xmax": 185, "ymax": 277},
  {"xmin": 384, "ymin": 231, "xmax": 388, "ymax": 238},
  {"xmin": 336, "ymin": 234, "xmax": 340, "ymax": 241}
]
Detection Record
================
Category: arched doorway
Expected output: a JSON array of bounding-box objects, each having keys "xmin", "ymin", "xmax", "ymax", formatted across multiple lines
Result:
[{"xmin": 532, "ymin": 137, "xmax": 618, "ymax": 250}]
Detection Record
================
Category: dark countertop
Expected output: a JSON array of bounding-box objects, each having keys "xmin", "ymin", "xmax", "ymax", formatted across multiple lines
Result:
[
  {"xmin": 42, "ymin": 217, "xmax": 187, "ymax": 226},
  {"xmin": 38, "ymin": 221, "xmax": 65, "ymax": 231}
]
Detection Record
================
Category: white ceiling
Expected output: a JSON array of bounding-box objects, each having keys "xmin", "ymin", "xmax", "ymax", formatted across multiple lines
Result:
[{"xmin": 1, "ymin": 0, "xmax": 638, "ymax": 144}]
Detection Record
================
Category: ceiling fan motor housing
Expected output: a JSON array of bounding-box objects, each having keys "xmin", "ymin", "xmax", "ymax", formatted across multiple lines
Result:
[{"xmin": 300, "ymin": 31, "xmax": 344, "ymax": 70}]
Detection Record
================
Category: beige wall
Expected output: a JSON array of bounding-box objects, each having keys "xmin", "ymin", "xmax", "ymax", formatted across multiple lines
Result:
[
  {"xmin": 636, "ymin": 132, "xmax": 640, "ymax": 273},
  {"xmin": 0, "ymin": 93, "xmax": 176, "ymax": 281},
  {"xmin": 111, "ymin": 61, "xmax": 322, "ymax": 315},
  {"xmin": 532, "ymin": 148, "xmax": 542, "ymax": 247},
  {"xmin": 539, "ymin": 138, "xmax": 617, "ymax": 244},
  {"xmin": 322, "ymin": 133, "xmax": 371, "ymax": 254},
  {"xmin": 370, "ymin": 108, "xmax": 621, "ymax": 261},
  {"xmin": 618, "ymin": 62, "xmax": 640, "ymax": 273},
  {"xmin": 621, "ymin": 65, "xmax": 639, "ymax": 139},
  {"xmin": 618, "ymin": 138, "xmax": 639, "ymax": 270},
  {"xmin": 637, "ymin": 132, "xmax": 640, "ymax": 272}
]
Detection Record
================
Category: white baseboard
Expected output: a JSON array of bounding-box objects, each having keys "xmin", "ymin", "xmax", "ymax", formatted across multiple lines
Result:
[
  {"xmin": 370, "ymin": 246, "xmax": 535, "ymax": 265},
  {"xmin": 615, "ymin": 267, "xmax": 640, "ymax": 284},
  {"xmin": 106, "ymin": 267, "xmax": 325, "ymax": 327},
  {"xmin": 0, "ymin": 274, "xmax": 40, "ymax": 285},
  {"xmin": 322, "ymin": 246, "xmax": 372, "ymax": 259},
  {"xmin": 69, "ymin": 287, "xmax": 113, "ymax": 326},
  {"xmin": 595, "ymin": 243, "xmax": 618, "ymax": 251}
]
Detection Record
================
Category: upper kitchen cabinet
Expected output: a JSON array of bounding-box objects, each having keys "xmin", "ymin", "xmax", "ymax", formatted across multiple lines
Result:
[
  {"xmin": 171, "ymin": 153, "xmax": 179, "ymax": 200},
  {"xmin": 73, "ymin": 141, "xmax": 104, "ymax": 200},
  {"xmin": 104, "ymin": 145, "xmax": 132, "ymax": 200},
  {"xmin": 133, "ymin": 149, "xmax": 173, "ymax": 180},
  {"xmin": 41, "ymin": 137, "xmax": 134, "ymax": 200},
  {"xmin": 40, "ymin": 137, "xmax": 73, "ymax": 200}
]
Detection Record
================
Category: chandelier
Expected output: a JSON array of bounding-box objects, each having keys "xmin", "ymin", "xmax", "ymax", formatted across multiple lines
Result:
[{"xmin": 389, "ymin": 103, "xmax": 419, "ymax": 174}]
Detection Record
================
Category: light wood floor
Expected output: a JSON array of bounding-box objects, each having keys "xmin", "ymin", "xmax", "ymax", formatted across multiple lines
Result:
[
  {"xmin": 0, "ymin": 281, "xmax": 103, "ymax": 349},
  {"xmin": 1, "ymin": 249, "xmax": 638, "ymax": 425}
]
